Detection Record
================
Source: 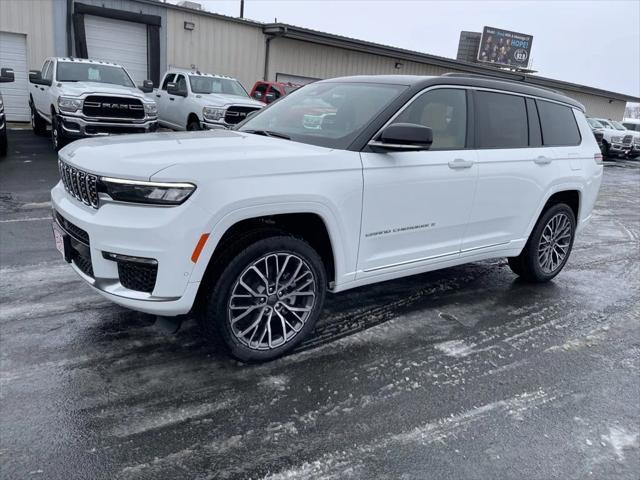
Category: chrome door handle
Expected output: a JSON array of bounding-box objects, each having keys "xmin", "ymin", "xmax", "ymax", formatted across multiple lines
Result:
[
  {"xmin": 534, "ymin": 156, "xmax": 552, "ymax": 165},
  {"xmin": 448, "ymin": 158, "xmax": 474, "ymax": 169}
]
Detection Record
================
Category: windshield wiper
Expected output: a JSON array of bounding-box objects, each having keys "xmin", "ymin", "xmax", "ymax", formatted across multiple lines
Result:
[{"xmin": 243, "ymin": 129, "xmax": 291, "ymax": 140}]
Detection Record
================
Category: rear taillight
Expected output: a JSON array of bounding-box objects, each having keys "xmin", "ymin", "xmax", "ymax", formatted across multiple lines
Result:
[{"xmin": 594, "ymin": 153, "xmax": 603, "ymax": 165}]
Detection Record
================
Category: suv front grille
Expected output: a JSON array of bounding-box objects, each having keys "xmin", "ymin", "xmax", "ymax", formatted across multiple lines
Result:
[
  {"xmin": 224, "ymin": 106, "xmax": 261, "ymax": 125},
  {"xmin": 622, "ymin": 135, "xmax": 632, "ymax": 145},
  {"xmin": 83, "ymin": 96, "xmax": 145, "ymax": 120},
  {"xmin": 58, "ymin": 160, "xmax": 99, "ymax": 208}
]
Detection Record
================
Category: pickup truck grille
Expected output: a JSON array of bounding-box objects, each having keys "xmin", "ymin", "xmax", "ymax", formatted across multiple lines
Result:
[
  {"xmin": 224, "ymin": 106, "xmax": 261, "ymax": 125},
  {"xmin": 622, "ymin": 135, "xmax": 632, "ymax": 145},
  {"xmin": 58, "ymin": 159, "xmax": 99, "ymax": 208},
  {"xmin": 83, "ymin": 96, "xmax": 145, "ymax": 120}
]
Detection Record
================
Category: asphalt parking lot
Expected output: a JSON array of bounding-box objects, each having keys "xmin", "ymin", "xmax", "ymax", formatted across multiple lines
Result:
[{"xmin": 1, "ymin": 128, "xmax": 639, "ymax": 480}]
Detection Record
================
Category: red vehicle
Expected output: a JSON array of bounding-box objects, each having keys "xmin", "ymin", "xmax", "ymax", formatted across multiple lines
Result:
[{"xmin": 250, "ymin": 81, "xmax": 301, "ymax": 104}]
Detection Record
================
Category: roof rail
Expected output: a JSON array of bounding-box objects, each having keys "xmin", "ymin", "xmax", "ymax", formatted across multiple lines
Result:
[{"xmin": 441, "ymin": 72, "xmax": 560, "ymax": 94}]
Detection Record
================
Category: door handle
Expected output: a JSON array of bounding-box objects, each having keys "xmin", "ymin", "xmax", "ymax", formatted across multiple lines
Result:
[
  {"xmin": 169, "ymin": 97, "xmax": 174, "ymax": 101},
  {"xmin": 534, "ymin": 155, "xmax": 552, "ymax": 165},
  {"xmin": 448, "ymin": 158, "xmax": 474, "ymax": 169},
  {"xmin": 155, "ymin": 94, "xmax": 161, "ymax": 98}
]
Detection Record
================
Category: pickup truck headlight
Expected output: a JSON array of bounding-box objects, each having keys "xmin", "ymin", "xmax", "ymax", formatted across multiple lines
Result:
[
  {"xmin": 100, "ymin": 177, "xmax": 196, "ymax": 205},
  {"xmin": 203, "ymin": 106, "xmax": 226, "ymax": 122},
  {"xmin": 144, "ymin": 102, "xmax": 158, "ymax": 116},
  {"xmin": 58, "ymin": 96, "xmax": 83, "ymax": 113},
  {"xmin": 611, "ymin": 136, "xmax": 621, "ymax": 143}
]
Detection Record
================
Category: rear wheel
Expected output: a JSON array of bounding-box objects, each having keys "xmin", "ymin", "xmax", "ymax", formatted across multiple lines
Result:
[
  {"xmin": 508, "ymin": 203, "xmax": 576, "ymax": 282},
  {"xmin": 199, "ymin": 235, "xmax": 326, "ymax": 362},
  {"xmin": 31, "ymin": 104, "xmax": 47, "ymax": 136}
]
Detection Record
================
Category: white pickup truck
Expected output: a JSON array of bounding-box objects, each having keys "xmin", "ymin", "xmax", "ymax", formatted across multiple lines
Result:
[
  {"xmin": 29, "ymin": 57, "xmax": 158, "ymax": 150},
  {"xmin": 149, "ymin": 69, "xmax": 263, "ymax": 131}
]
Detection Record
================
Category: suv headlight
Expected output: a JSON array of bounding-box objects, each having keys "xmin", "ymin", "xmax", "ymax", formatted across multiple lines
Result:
[
  {"xmin": 100, "ymin": 177, "xmax": 196, "ymax": 205},
  {"xmin": 144, "ymin": 102, "xmax": 157, "ymax": 116},
  {"xmin": 203, "ymin": 106, "xmax": 226, "ymax": 122},
  {"xmin": 58, "ymin": 96, "xmax": 83, "ymax": 113}
]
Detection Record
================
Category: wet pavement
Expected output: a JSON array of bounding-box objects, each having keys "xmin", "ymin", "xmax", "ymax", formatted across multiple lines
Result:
[{"xmin": 1, "ymin": 129, "xmax": 639, "ymax": 479}]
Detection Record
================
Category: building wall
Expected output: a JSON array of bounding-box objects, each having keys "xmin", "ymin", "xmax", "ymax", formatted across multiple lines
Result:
[
  {"xmin": 166, "ymin": 9, "xmax": 265, "ymax": 90},
  {"xmin": 268, "ymin": 37, "xmax": 467, "ymax": 82},
  {"xmin": 0, "ymin": 0, "xmax": 58, "ymax": 69},
  {"xmin": 555, "ymin": 88, "xmax": 626, "ymax": 120}
]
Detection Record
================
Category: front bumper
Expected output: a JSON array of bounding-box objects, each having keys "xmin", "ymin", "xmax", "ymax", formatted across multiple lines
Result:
[
  {"xmin": 51, "ymin": 182, "xmax": 211, "ymax": 316},
  {"xmin": 609, "ymin": 142, "xmax": 630, "ymax": 156},
  {"xmin": 202, "ymin": 120, "xmax": 231, "ymax": 130},
  {"xmin": 60, "ymin": 114, "xmax": 159, "ymax": 138}
]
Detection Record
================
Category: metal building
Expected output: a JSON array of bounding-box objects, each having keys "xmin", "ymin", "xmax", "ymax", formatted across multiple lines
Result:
[{"xmin": 1, "ymin": 0, "xmax": 638, "ymax": 121}]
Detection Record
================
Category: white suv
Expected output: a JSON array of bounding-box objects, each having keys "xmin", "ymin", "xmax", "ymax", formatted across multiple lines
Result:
[
  {"xmin": 149, "ymin": 69, "xmax": 263, "ymax": 131},
  {"xmin": 51, "ymin": 74, "xmax": 603, "ymax": 362},
  {"xmin": 29, "ymin": 57, "xmax": 158, "ymax": 150}
]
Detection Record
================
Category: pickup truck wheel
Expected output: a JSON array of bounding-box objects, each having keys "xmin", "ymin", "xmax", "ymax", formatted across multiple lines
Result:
[
  {"xmin": 187, "ymin": 119, "xmax": 201, "ymax": 131},
  {"xmin": 201, "ymin": 236, "xmax": 326, "ymax": 362},
  {"xmin": 51, "ymin": 115, "xmax": 68, "ymax": 151},
  {"xmin": 601, "ymin": 141, "xmax": 610, "ymax": 158},
  {"xmin": 31, "ymin": 105, "xmax": 47, "ymax": 136},
  {"xmin": 508, "ymin": 203, "xmax": 576, "ymax": 283}
]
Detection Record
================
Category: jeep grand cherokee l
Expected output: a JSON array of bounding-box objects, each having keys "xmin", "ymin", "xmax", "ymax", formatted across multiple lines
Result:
[
  {"xmin": 29, "ymin": 57, "xmax": 158, "ymax": 151},
  {"xmin": 51, "ymin": 74, "xmax": 603, "ymax": 362}
]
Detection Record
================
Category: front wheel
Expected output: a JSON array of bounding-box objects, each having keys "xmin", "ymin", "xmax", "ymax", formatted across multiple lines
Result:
[
  {"xmin": 200, "ymin": 236, "xmax": 327, "ymax": 362},
  {"xmin": 51, "ymin": 115, "xmax": 68, "ymax": 151},
  {"xmin": 508, "ymin": 203, "xmax": 576, "ymax": 283}
]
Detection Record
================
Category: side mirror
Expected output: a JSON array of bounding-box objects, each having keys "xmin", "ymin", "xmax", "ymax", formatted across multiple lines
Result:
[
  {"xmin": 0, "ymin": 68, "xmax": 15, "ymax": 83},
  {"xmin": 29, "ymin": 70, "xmax": 42, "ymax": 84},
  {"xmin": 139, "ymin": 79, "xmax": 154, "ymax": 93},
  {"xmin": 372, "ymin": 123, "xmax": 433, "ymax": 151},
  {"xmin": 167, "ymin": 82, "xmax": 187, "ymax": 97}
]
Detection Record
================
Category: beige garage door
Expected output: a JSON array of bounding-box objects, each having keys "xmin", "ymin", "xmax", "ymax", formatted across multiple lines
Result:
[{"xmin": 0, "ymin": 31, "xmax": 30, "ymax": 122}]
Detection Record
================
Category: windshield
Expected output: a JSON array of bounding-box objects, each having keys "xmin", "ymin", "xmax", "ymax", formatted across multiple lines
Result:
[
  {"xmin": 189, "ymin": 76, "xmax": 248, "ymax": 96},
  {"xmin": 56, "ymin": 62, "xmax": 135, "ymax": 87},
  {"xmin": 587, "ymin": 118, "xmax": 604, "ymax": 129},
  {"xmin": 596, "ymin": 119, "xmax": 614, "ymax": 129},
  {"xmin": 611, "ymin": 121, "xmax": 627, "ymax": 130},
  {"xmin": 238, "ymin": 82, "xmax": 407, "ymax": 149}
]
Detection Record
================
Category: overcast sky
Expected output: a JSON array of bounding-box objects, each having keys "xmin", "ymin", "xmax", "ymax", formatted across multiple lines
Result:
[{"xmin": 176, "ymin": 0, "xmax": 640, "ymax": 97}]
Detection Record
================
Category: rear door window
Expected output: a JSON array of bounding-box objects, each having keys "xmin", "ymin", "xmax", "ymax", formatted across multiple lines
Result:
[
  {"xmin": 475, "ymin": 91, "xmax": 528, "ymax": 148},
  {"xmin": 537, "ymin": 100, "xmax": 581, "ymax": 146}
]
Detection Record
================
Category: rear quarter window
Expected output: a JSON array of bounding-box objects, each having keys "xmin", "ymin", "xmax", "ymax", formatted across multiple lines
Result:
[{"xmin": 537, "ymin": 100, "xmax": 581, "ymax": 146}]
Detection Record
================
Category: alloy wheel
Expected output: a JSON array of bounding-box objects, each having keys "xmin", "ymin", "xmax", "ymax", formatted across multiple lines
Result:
[
  {"xmin": 228, "ymin": 252, "xmax": 317, "ymax": 351},
  {"xmin": 537, "ymin": 212, "xmax": 572, "ymax": 274}
]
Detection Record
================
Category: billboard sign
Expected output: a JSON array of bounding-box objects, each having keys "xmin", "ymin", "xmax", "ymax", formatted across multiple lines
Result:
[{"xmin": 477, "ymin": 26, "xmax": 533, "ymax": 69}]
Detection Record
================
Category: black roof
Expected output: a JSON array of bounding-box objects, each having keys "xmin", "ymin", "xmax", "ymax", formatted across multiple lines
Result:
[{"xmin": 322, "ymin": 73, "xmax": 585, "ymax": 111}]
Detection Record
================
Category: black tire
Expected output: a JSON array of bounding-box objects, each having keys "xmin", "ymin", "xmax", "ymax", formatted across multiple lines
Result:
[
  {"xmin": 508, "ymin": 203, "xmax": 576, "ymax": 283},
  {"xmin": 601, "ymin": 141, "xmax": 610, "ymax": 159},
  {"xmin": 187, "ymin": 119, "xmax": 201, "ymax": 131},
  {"xmin": 31, "ymin": 103, "xmax": 47, "ymax": 136},
  {"xmin": 51, "ymin": 114, "xmax": 68, "ymax": 151},
  {"xmin": 199, "ymin": 235, "xmax": 327, "ymax": 362},
  {"xmin": 0, "ymin": 130, "xmax": 7, "ymax": 158}
]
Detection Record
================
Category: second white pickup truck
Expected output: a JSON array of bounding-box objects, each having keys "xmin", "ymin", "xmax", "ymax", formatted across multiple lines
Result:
[{"xmin": 150, "ymin": 69, "xmax": 263, "ymax": 131}]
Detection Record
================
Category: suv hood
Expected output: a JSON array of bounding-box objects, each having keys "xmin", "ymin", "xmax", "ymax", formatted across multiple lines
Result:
[
  {"xmin": 193, "ymin": 93, "xmax": 263, "ymax": 108},
  {"xmin": 59, "ymin": 130, "xmax": 329, "ymax": 180},
  {"xmin": 57, "ymin": 81, "xmax": 147, "ymax": 100}
]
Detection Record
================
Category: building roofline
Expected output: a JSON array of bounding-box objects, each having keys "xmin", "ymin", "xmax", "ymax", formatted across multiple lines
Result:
[{"xmin": 263, "ymin": 23, "xmax": 640, "ymax": 103}]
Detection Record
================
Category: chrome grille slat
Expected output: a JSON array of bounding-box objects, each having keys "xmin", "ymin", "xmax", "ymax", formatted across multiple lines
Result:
[{"xmin": 58, "ymin": 159, "xmax": 99, "ymax": 208}]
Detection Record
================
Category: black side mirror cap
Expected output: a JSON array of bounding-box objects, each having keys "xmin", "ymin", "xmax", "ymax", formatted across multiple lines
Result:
[
  {"xmin": 372, "ymin": 123, "xmax": 434, "ymax": 151},
  {"xmin": 167, "ymin": 82, "xmax": 187, "ymax": 97},
  {"xmin": 29, "ymin": 70, "xmax": 42, "ymax": 84},
  {"xmin": 139, "ymin": 79, "xmax": 154, "ymax": 93},
  {"xmin": 0, "ymin": 68, "xmax": 15, "ymax": 83}
]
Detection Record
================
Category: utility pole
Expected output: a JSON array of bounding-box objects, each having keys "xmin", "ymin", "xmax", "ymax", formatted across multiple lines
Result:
[{"xmin": 240, "ymin": 0, "xmax": 244, "ymax": 18}]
